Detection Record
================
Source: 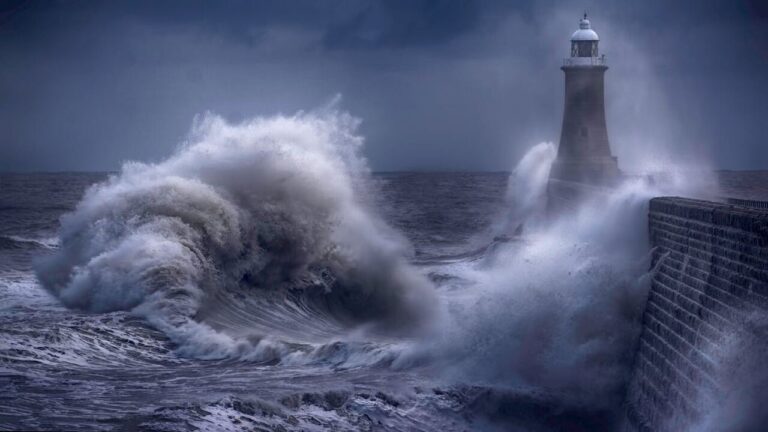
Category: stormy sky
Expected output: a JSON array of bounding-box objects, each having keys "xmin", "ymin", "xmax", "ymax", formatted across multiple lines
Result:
[{"xmin": 1, "ymin": 0, "xmax": 767, "ymax": 172}]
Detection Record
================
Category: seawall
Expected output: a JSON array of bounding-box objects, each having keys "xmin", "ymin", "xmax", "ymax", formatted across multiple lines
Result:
[{"xmin": 622, "ymin": 197, "xmax": 768, "ymax": 431}]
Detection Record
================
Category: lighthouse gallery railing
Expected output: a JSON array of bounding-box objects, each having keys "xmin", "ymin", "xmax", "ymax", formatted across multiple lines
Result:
[{"xmin": 563, "ymin": 56, "xmax": 607, "ymax": 67}]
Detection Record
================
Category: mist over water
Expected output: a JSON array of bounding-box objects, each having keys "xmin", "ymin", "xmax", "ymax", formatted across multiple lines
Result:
[
  {"xmin": 500, "ymin": 142, "xmax": 556, "ymax": 234},
  {"xmin": 389, "ymin": 140, "xmax": 724, "ymax": 425},
  {"xmin": 398, "ymin": 144, "xmax": 661, "ymax": 411}
]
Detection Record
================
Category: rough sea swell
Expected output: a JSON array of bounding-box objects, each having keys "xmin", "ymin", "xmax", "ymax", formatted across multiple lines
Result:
[
  {"xmin": 1, "ymin": 107, "xmax": 724, "ymax": 431},
  {"xmin": 36, "ymin": 108, "xmax": 438, "ymax": 364}
]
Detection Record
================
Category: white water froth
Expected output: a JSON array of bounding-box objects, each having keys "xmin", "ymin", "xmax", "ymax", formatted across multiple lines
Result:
[
  {"xmin": 500, "ymin": 141, "xmax": 556, "ymax": 234},
  {"xmin": 37, "ymin": 106, "xmax": 437, "ymax": 362},
  {"xmin": 682, "ymin": 312, "xmax": 768, "ymax": 432},
  {"xmin": 403, "ymin": 142, "xmax": 713, "ymax": 412}
]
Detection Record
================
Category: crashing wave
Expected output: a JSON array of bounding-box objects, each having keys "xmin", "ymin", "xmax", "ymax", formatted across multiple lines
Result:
[{"xmin": 36, "ymin": 106, "xmax": 436, "ymax": 361}]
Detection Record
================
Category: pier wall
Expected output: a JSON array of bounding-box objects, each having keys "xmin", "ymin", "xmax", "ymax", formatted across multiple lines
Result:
[{"xmin": 622, "ymin": 197, "xmax": 768, "ymax": 431}]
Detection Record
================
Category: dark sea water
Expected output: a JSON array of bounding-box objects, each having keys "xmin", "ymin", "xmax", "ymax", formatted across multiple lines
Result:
[
  {"xmin": 0, "ymin": 171, "xmax": 765, "ymax": 432},
  {"xmin": 1, "ymin": 172, "xmax": 511, "ymax": 432}
]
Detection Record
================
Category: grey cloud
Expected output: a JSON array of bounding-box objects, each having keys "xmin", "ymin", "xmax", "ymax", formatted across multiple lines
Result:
[{"xmin": 0, "ymin": 0, "xmax": 766, "ymax": 172}]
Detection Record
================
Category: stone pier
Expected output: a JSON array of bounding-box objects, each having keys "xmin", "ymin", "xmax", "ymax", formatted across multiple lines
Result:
[{"xmin": 622, "ymin": 197, "xmax": 768, "ymax": 431}]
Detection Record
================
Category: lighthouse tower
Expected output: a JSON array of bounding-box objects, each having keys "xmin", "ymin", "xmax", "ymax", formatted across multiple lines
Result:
[{"xmin": 550, "ymin": 14, "xmax": 619, "ymax": 184}]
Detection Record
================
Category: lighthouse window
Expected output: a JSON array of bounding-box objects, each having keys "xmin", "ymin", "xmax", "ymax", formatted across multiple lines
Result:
[
  {"xmin": 576, "ymin": 41, "xmax": 592, "ymax": 57},
  {"xmin": 580, "ymin": 127, "xmax": 588, "ymax": 137}
]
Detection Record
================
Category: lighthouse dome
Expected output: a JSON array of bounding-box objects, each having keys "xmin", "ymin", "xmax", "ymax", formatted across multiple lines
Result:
[{"xmin": 571, "ymin": 15, "xmax": 599, "ymax": 41}]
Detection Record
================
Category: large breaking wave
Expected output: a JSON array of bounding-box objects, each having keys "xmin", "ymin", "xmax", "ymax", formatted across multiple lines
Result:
[{"xmin": 36, "ymin": 107, "xmax": 437, "ymax": 362}]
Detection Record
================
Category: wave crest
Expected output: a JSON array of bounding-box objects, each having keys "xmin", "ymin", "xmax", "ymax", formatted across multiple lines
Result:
[{"xmin": 36, "ymin": 108, "xmax": 436, "ymax": 360}]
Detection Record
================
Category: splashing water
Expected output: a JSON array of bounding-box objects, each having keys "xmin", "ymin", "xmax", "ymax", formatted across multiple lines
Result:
[
  {"xmin": 500, "ymin": 142, "xmax": 556, "ymax": 234},
  {"xmin": 36, "ymin": 107, "xmax": 437, "ymax": 362},
  {"xmin": 399, "ymin": 142, "xmax": 718, "ymax": 421},
  {"xmin": 678, "ymin": 312, "xmax": 768, "ymax": 432},
  {"xmin": 27, "ymin": 108, "xmax": 725, "ymax": 430}
]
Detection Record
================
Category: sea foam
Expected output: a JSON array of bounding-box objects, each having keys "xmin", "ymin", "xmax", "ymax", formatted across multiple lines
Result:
[{"xmin": 37, "ymin": 106, "xmax": 436, "ymax": 361}]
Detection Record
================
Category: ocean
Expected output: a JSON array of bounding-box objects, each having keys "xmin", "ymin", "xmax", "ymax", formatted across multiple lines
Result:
[
  {"xmin": 0, "ymin": 172, "xmax": 518, "ymax": 432},
  {"xmin": 1, "ymin": 112, "xmax": 765, "ymax": 431}
]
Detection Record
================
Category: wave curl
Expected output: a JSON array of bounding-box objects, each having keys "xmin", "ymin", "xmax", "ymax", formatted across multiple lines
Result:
[{"xmin": 36, "ymin": 107, "xmax": 436, "ymax": 360}]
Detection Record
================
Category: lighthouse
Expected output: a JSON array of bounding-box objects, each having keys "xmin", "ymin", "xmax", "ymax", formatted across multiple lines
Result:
[{"xmin": 549, "ymin": 14, "xmax": 619, "ymax": 184}]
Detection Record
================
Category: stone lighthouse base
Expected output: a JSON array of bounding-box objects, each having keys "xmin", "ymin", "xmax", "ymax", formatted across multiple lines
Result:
[
  {"xmin": 549, "ymin": 157, "xmax": 621, "ymax": 186},
  {"xmin": 547, "ymin": 156, "xmax": 622, "ymax": 213}
]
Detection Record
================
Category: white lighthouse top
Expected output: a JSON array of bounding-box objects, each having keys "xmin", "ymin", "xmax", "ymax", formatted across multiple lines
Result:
[{"xmin": 571, "ymin": 14, "xmax": 599, "ymax": 41}]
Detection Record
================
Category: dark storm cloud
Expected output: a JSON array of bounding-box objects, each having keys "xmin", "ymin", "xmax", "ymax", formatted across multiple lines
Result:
[
  {"xmin": 0, "ymin": 0, "xmax": 766, "ymax": 171},
  {"xmin": 104, "ymin": 0, "xmax": 492, "ymax": 50},
  {"xmin": 321, "ymin": 0, "xmax": 483, "ymax": 49}
]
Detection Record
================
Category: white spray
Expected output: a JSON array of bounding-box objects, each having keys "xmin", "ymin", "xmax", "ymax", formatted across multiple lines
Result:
[
  {"xmin": 37, "ymin": 106, "xmax": 437, "ymax": 361},
  {"xmin": 407, "ymin": 142, "xmax": 714, "ymax": 415}
]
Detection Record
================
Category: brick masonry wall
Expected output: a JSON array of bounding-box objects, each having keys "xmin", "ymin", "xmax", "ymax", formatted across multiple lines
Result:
[{"xmin": 622, "ymin": 197, "xmax": 768, "ymax": 431}]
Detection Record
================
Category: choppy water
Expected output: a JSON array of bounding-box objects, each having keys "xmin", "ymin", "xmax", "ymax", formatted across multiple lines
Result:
[
  {"xmin": 0, "ymin": 169, "xmax": 615, "ymax": 432},
  {"xmin": 0, "ymin": 170, "xmax": 527, "ymax": 431},
  {"xmin": 1, "ymin": 113, "xmax": 764, "ymax": 431},
  {"xmin": 3, "ymin": 170, "xmax": 763, "ymax": 431}
]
